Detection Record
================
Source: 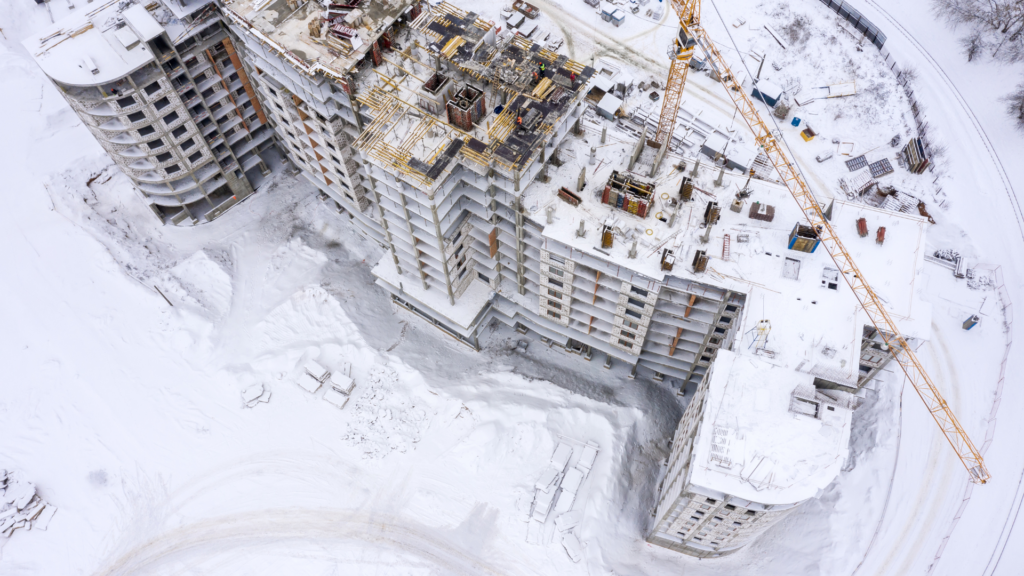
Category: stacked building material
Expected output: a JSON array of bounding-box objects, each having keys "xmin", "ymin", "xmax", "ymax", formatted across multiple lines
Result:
[
  {"xmin": 600, "ymin": 171, "xmax": 653, "ymax": 218},
  {"xmin": 901, "ymin": 137, "xmax": 930, "ymax": 174}
]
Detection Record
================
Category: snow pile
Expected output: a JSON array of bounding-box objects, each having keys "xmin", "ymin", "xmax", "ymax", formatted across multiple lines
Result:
[
  {"xmin": 342, "ymin": 363, "xmax": 428, "ymax": 458},
  {"xmin": 241, "ymin": 382, "xmax": 272, "ymax": 407},
  {"xmin": 0, "ymin": 471, "xmax": 56, "ymax": 538}
]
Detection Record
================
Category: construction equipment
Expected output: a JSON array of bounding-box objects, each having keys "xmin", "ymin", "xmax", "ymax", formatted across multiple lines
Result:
[{"xmin": 658, "ymin": 0, "xmax": 990, "ymax": 483}]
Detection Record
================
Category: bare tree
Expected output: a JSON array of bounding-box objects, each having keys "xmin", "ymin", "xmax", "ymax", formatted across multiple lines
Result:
[
  {"xmin": 1004, "ymin": 82, "xmax": 1024, "ymax": 130},
  {"xmin": 934, "ymin": 0, "xmax": 1024, "ymax": 63},
  {"xmin": 960, "ymin": 29, "xmax": 986, "ymax": 61}
]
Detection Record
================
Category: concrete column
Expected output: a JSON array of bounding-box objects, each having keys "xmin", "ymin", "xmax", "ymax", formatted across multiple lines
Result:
[
  {"xmin": 399, "ymin": 189, "xmax": 429, "ymax": 290},
  {"xmin": 430, "ymin": 202, "xmax": 457, "ymax": 305}
]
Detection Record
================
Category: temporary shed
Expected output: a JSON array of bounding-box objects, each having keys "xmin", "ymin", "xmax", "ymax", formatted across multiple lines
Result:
[
  {"xmin": 611, "ymin": 9, "xmax": 626, "ymax": 26},
  {"xmin": 751, "ymin": 80, "xmax": 782, "ymax": 107},
  {"xmin": 507, "ymin": 12, "xmax": 525, "ymax": 28},
  {"xmin": 517, "ymin": 20, "xmax": 538, "ymax": 37},
  {"xmin": 596, "ymin": 92, "xmax": 623, "ymax": 119}
]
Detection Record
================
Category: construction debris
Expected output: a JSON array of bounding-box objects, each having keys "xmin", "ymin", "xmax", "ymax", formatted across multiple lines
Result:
[{"xmin": 1, "ymin": 470, "xmax": 57, "ymax": 538}]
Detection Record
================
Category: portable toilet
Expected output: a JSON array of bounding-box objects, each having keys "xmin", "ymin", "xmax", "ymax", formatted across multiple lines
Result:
[
  {"xmin": 751, "ymin": 79, "xmax": 782, "ymax": 107},
  {"xmin": 611, "ymin": 9, "xmax": 626, "ymax": 26},
  {"xmin": 600, "ymin": 3, "xmax": 615, "ymax": 21}
]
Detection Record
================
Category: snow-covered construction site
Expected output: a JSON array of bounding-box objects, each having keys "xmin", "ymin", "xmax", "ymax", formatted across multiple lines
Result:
[{"xmin": 3, "ymin": 0, "xmax": 1024, "ymax": 573}]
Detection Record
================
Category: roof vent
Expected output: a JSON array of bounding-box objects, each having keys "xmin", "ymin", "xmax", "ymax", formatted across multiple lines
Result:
[{"xmin": 82, "ymin": 56, "xmax": 99, "ymax": 75}]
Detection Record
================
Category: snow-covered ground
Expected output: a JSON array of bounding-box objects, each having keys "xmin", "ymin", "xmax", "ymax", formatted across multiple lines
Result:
[{"xmin": 2, "ymin": 0, "xmax": 1023, "ymax": 574}]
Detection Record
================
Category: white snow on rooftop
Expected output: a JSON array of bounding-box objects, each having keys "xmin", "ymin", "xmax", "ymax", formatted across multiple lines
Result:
[
  {"xmin": 528, "ymin": 135, "xmax": 931, "ymax": 386},
  {"xmin": 23, "ymin": 3, "xmax": 159, "ymax": 86},
  {"xmin": 122, "ymin": 4, "xmax": 165, "ymax": 42},
  {"xmin": 688, "ymin": 350, "xmax": 853, "ymax": 505}
]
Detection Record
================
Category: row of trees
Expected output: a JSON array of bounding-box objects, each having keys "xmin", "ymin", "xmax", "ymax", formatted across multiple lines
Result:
[{"xmin": 933, "ymin": 0, "xmax": 1024, "ymax": 128}]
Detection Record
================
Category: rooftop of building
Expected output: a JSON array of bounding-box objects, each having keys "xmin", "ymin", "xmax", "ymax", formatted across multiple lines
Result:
[
  {"xmin": 350, "ymin": 2, "xmax": 595, "ymax": 191},
  {"xmin": 219, "ymin": 0, "xmax": 417, "ymax": 79},
  {"xmin": 528, "ymin": 128, "xmax": 931, "ymax": 388},
  {"xmin": 25, "ymin": 2, "xmax": 161, "ymax": 87},
  {"xmin": 24, "ymin": 0, "xmax": 221, "ymax": 88},
  {"xmin": 686, "ymin": 349, "xmax": 853, "ymax": 506}
]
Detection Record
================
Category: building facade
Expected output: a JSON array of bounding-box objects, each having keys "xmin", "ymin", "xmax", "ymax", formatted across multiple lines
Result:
[
  {"xmin": 26, "ymin": 0, "xmax": 932, "ymax": 560},
  {"xmin": 26, "ymin": 1, "xmax": 274, "ymax": 225}
]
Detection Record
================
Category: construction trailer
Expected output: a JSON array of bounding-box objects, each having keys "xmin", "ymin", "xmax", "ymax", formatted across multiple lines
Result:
[{"xmin": 751, "ymin": 80, "xmax": 782, "ymax": 107}]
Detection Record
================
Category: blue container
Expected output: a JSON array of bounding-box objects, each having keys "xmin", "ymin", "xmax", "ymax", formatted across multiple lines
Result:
[
  {"xmin": 494, "ymin": 105, "xmax": 504, "ymax": 115},
  {"xmin": 791, "ymin": 117, "xmax": 801, "ymax": 127}
]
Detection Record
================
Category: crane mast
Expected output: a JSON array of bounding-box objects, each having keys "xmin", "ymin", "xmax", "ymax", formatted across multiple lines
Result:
[{"xmin": 655, "ymin": 0, "xmax": 990, "ymax": 483}]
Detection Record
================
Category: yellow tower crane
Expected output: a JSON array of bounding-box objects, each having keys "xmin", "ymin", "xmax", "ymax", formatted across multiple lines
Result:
[{"xmin": 656, "ymin": 0, "xmax": 990, "ymax": 483}]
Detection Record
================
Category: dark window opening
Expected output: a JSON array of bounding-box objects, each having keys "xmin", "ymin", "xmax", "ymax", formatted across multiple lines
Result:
[
  {"xmin": 180, "ymin": 137, "xmax": 196, "ymax": 150},
  {"xmin": 143, "ymin": 81, "xmax": 161, "ymax": 96},
  {"xmin": 127, "ymin": 111, "xmax": 146, "ymax": 123},
  {"xmin": 162, "ymin": 111, "xmax": 180, "ymax": 125},
  {"xmin": 116, "ymin": 95, "xmax": 136, "ymax": 108},
  {"xmin": 146, "ymin": 138, "xmax": 165, "ymax": 150},
  {"xmin": 188, "ymin": 151, "xmax": 202, "ymax": 163},
  {"xmin": 155, "ymin": 152, "xmax": 173, "ymax": 162},
  {"xmin": 165, "ymin": 164, "xmax": 181, "ymax": 173},
  {"xmin": 172, "ymin": 126, "xmax": 188, "ymax": 139},
  {"xmin": 153, "ymin": 96, "xmax": 170, "ymax": 110},
  {"xmin": 138, "ymin": 125, "xmax": 156, "ymax": 136},
  {"xmin": 630, "ymin": 286, "xmax": 649, "ymax": 297}
]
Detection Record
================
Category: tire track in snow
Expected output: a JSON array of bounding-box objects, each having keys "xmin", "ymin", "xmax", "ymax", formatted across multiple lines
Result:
[
  {"xmin": 95, "ymin": 510, "xmax": 508, "ymax": 576},
  {"xmin": 847, "ymin": 3, "xmax": 1024, "ymax": 574}
]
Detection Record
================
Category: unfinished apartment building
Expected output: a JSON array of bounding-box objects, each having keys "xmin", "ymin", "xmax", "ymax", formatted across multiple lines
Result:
[
  {"xmin": 23, "ymin": 0, "xmax": 937, "ymax": 560},
  {"xmin": 25, "ymin": 0, "xmax": 275, "ymax": 225},
  {"xmin": 205, "ymin": 0, "xmax": 925, "ymax": 399},
  {"xmin": 643, "ymin": 193, "xmax": 931, "ymax": 557}
]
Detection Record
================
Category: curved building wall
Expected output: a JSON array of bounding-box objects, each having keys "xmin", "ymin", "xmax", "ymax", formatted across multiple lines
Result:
[{"xmin": 33, "ymin": 5, "xmax": 273, "ymax": 226}]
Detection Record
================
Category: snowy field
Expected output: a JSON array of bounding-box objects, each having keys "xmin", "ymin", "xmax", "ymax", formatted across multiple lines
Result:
[{"xmin": 2, "ymin": 0, "xmax": 1024, "ymax": 574}]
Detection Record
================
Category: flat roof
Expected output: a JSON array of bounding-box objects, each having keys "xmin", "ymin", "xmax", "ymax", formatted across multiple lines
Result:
[
  {"xmin": 527, "ymin": 130, "xmax": 931, "ymax": 385},
  {"xmin": 220, "ymin": 0, "xmax": 417, "ymax": 78},
  {"xmin": 687, "ymin": 350, "xmax": 853, "ymax": 505},
  {"xmin": 24, "ymin": 3, "xmax": 160, "ymax": 86},
  {"xmin": 123, "ymin": 4, "xmax": 165, "ymax": 42}
]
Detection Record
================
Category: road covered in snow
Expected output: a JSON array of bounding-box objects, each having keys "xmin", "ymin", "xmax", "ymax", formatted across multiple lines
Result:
[{"xmin": 1, "ymin": 0, "xmax": 1022, "ymax": 575}]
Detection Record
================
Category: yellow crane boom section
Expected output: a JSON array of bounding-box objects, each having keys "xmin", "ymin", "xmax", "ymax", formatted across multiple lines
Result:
[{"xmin": 656, "ymin": 0, "xmax": 990, "ymax": 483}]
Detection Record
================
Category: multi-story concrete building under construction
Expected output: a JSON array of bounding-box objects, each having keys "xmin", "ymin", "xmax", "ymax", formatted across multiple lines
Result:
[
  {"xmin": 24, "ymin": 0, "xmax": 934, "ymax": 559},
  {"xmin": 25, "ymin": 0, "xmax": 275, "ymax": 225}
]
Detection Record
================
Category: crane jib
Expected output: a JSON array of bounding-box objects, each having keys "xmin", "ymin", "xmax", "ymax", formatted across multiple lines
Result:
[{"xmin": 655, "ymin": 1, "xmax": 990, "ymax": 483}]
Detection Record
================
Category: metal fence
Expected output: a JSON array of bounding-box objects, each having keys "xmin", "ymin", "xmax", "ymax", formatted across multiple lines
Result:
[
  {"xmin": 813, "ymin": 0, "xmax": 931, "ymax": 159},
  {"xmin": 818, "ymin": 0, "xmax": 887, "ymax": 48}
]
